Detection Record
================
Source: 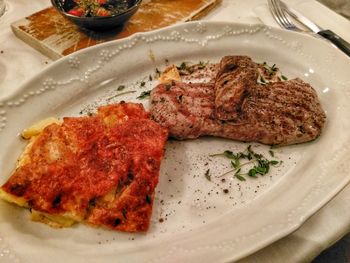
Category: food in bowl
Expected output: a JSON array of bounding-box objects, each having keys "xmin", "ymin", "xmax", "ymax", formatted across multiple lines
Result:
[
  {"xmin": 67, "ymin": 0, "xmax": 130, "ymax": 17},
  {"xmin": 51, "ymin": 0, "xmax": 142, "ymax": 29}
]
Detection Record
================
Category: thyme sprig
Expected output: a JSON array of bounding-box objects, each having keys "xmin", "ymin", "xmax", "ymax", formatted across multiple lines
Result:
[
  {"xmin": 257, "ymin": 75, "xmax": 269, "ymax": 85},
  {"xmin": 106, "ymin": 90, "xmax": 136, "ymax": 101},
  {"xmin": 137, "ymin": 90, "xmax": 151, "ymax": 99},
  {"xmin": 259, "ymin": 62, "xmax": 288, "ymax": 82},
  {"xmin": 117, "ymin": 85, "xmax": 125, "ymax": 91},
  {"xmin": 177, "ymin": 62, "xmax": 187, "ymax": 71},
  {"xmin": 210, "ymin": 145, "xmax": 281, "ymax": 181},
  {"xmin": 262, "ymin": 62, "xmax": 278, "ymax": 75}
]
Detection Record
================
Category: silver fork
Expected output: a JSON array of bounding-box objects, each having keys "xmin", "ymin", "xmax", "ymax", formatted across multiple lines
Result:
[{"xmin": 268, "ymin": 0, "xmax": 302, "ymax": 32}]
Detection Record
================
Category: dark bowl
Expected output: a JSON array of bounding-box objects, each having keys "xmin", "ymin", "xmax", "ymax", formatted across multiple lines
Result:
[{"xmin": 51, "ymin": 0, "xmax": 142, "ymax": 30}]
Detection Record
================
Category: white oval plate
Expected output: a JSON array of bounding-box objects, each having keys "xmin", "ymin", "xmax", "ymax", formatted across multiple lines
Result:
[{"xmin": 1, "ymin": 22, "xmax": 350, "ymax": 263}]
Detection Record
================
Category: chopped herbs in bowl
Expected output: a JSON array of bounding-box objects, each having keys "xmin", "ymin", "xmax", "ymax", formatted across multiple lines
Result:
[{"xmin": 51, "ymin": 0, "xmax": 142, "ymax": 30}]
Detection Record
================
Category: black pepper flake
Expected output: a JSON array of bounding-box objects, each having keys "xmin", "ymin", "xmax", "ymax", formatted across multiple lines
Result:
[
  {"xmin": 88, "ymin": 197, "xmax": 96, "ymax": 209},
  {"xmin": 146, "ymin": 195, "xmax": 152, "ymax": 204},
  {"xmin": 223, "ymin": 189, "xmax": 229, "ymax": 194},
  {"xmin": 204, "ymin": 169, "xmax": 211, "ymax": 181},
  {"xmin": 114, "ymin": 218, "xmax": 121, "ymax": 226},
  {"xmin": 159, "ymin": 218, "xmax": 164, "ymax": 223}
]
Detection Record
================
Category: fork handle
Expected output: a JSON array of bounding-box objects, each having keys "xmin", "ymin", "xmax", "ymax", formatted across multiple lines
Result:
[{"xmin": 318, "ymin": 30, "xmax": 350, "ymax": 57}]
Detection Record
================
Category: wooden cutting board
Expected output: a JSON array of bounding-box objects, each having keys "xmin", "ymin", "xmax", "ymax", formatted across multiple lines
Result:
[{"xmin": 11, "ymin": 0, "xmax": 220, "ymax": 60}]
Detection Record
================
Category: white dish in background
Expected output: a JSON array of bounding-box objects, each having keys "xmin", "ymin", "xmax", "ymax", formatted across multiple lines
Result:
[{"xmin": 0, "ymin": 22, "xmax": 350, "ymax": 263}]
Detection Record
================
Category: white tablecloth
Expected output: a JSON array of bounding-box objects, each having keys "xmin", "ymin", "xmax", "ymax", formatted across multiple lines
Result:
[{"xmin": 1, "ymin": 0, "xmax": 350, "ymax": 262}]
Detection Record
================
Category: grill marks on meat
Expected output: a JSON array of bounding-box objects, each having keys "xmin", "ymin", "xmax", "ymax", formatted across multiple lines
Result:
[
  {"xmin": 212, "ymin": 78, "xmax": 326, "ymax": 145},
  {"xmin": 215, "ymin": 56, "xmax": 258, "ymax": 120},
  {"xmin": 150, "ymin": 81, "xmax": 215, "ymax": 139},
  {"xmin": 150, "ymin": 55, "xmax": 326, "ymax": 145}
]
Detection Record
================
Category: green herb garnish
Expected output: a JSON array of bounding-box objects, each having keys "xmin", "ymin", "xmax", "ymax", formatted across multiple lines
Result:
[
  {"xmin": 262, "ymin": 62, "xmax": 278, "ymax": 76},
  {"xmin": 177, "ymin": 62, "xmax": 187, "ymax": 71},
  {"xmin": 257, "ymin": 75, "xmax": 268, "ymax": 85},
  {"xmin": 198, "ymin": 61, "xmax": 208, "ymax": 69},
  {"xmin": 117, "ymin": 85, "xmax": 125, "ymax": 91},
  {"xmin": 235, "ymin": 173, "xmax": 246, "ymax": 181},
  {"xmin": 137, "ymin": 90, "xmax": 151, "ymax": 99},
  {"xmin": 261, "ymin": 62, "xmax": 288, "ymax": 81},
  {"xmin": 210, "ymin": 145, "xmax": 281, "ymax": 181},
  {"xmin": 107, "ymin": 90, "xmax": 136, "ymax": 101}
]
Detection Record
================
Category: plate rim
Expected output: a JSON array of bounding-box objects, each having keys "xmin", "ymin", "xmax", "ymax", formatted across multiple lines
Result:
[{"xmin": 0, "ymin": 21, "xmax": 350, "ymax": 263}]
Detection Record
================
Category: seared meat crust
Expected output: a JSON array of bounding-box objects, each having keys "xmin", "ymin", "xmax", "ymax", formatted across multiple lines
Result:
[
  {"xmin": 150, "ymin": 56, "xmax": 326, "ymax": 146},
  {"xmin": 214, "ymin": 56, "xmax": 258, "ymax": 120},
  {"xmin": 150, "ymin": 81, "xmax": 215, "ymax": 139}
]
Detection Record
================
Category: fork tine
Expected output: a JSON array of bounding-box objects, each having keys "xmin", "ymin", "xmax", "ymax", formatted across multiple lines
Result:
[
  {"xmin": 273, "ymin": 0, "xmax": 298, "ymax": 31},
  {"xmin": 272, "ymin": 0, "xmax": 290, "ymax": 28},
  {"xmin": 268, "ymin": 0, "xmax": 285, "ymax": 29},
  {"xmin": 268, "ymin": 0, "xmax": 302, "ymax": 32}
]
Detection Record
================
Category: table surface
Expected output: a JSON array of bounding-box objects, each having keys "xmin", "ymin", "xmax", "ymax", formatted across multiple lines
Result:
[{"xmin": 1, "ymin": 0, "xmax": 350, "ymax": 262}]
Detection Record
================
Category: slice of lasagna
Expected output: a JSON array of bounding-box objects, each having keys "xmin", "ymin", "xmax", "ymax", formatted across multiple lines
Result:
[{"xmin": 0, "ymin": 102, "xmax": 168, "ymax": 232}]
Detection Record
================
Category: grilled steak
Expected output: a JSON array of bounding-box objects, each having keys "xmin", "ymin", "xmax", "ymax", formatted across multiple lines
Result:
[
  {"xmin": 214, "ymin": 56, "xmax": 259, "ymax": 120},
  {"xmin": 150, "ymin": 56, "xmax": 326, "ymax": 145},
  {"xmin": 150, "ymin": 81, "xmax": 215, "ymax": 139},
  {"xmin": 214, "ymin": 56, "xmax": 283, "ymax": 120}
]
